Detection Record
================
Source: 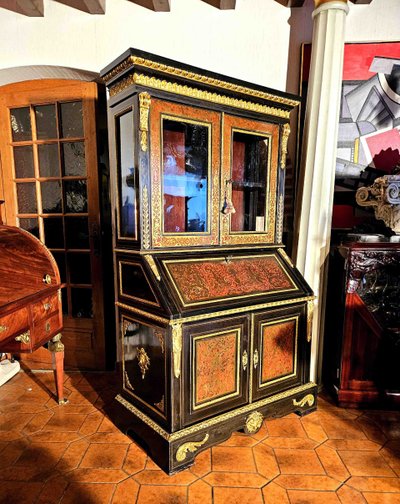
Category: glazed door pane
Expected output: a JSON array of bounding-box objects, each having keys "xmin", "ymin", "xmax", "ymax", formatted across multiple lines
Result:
[
  {"xmin": 162, "ymin": 119, "xmax": 208, "ymax": 234},
  {"xmin": 150, "ymin": 99, "xmax": 220, "ymax": 248},
  {"xmin": 221, "ymin": 115, "xmax": 279, "ymax": 245},
  {"xmin": 115, "ymin": 109, "xmax": 137, "ymax": 240},
  {"xmin": 231, "ymin": 131, "xmax": 269, "ymax": 232}
]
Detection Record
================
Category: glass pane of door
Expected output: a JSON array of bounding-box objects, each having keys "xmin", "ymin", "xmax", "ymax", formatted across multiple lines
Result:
[
  {"xmin": 221, "ymin": 114, "xmax": 279, "ymax": 246},
  {"xmin": 9, "ymin": 101, "xmax": 93, "ymax": 321},
  {"xmin": 116, "ymin": 109, "xmax": 136, "ymax": 239},
  {"xmin": 231, "ymin": 131, "xmax": 269, "ymax": 232},
  {"xmin": 10, "ymin": 107, "xmax": 32, "ymax": 142},
  {"xmin": 14, "ymin": 146, "xmax": 34, "ymax": 178},
  {"xmin": 150, "ymin": 99, "xmax": 220, "ymax": 248},
  {"xmin": 162, "ymin": 118, "xmax": 209, "ymax": 234}
]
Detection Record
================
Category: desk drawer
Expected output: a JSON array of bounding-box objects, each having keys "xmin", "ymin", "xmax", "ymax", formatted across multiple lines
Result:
[
  {"xmin": 32, "ymin": 312, "xmax": 62, "ymax": 349},
  {"xmin": 31, "ymin": 292, "xmax": 59, "ymax": 322},
  {"xmin": 0, "ymin": 308, "xmax": 29, "ymax": 343}
]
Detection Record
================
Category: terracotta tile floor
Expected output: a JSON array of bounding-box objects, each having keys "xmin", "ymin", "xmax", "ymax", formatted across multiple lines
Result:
[{"xmin": 0, "ymin": 371, "xmax": 399, "ymax": 503}]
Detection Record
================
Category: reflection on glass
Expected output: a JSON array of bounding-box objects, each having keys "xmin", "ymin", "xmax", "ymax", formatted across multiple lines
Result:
[
  {"xmin": 65, "ymin": 216, "xmax": 89, "ymax": 249},
  {"xmin": 19, "ymin": 218, "xmax": 39, "ymax": 238},
  {"xmin": 68, "ymin": 253, "xmax": 91, "ymax": 284},
  {"xmin": 71, "ymin": 288, "xmax": 92, "ymax": 318},
  {"xmin": 230, "ymin": 131, "xmax": 269, "ymax": 232},
  {"xmin": 41, "ymin": 181, "xmax": 62, "ymax": 213},
  {"xmin": 14, "ymin": 146, "xmax": 34, "ymax": 179},
  {"xmin": 17, "ymin": 183, "xmax": 37, "ymax": 214},
  {"xmin": 34, "ymin": 104, "xmax": 57, "ymax": 140},
  {"xmin": 162, "ymin": 119, "xmax": 209, "ymax": 233},
  {"xmin": 117, "ymin": 111, "xmax": 136, "ymax": 238},
  {"xmin": 43, "ymin": 217, "xmax": 64, "ymax": 248},
  {"xmin": 64, "ymin": 180, "xmax": 87, "ymax": 213},
  {"xmin": 38, "ymin": 144, "xmax": 60, "ymax": 178},
  {"xmin": 62, "ymin": 142, "xmax": 86, "ymax": 176},
  {"xmin": 10, "ymin": 108, "xmax": 32, "ymax": 142},
  {"xmin": 60, "ymin": 101, "xmax": 83, "ymax": 138},
  {"xmin": 52, "ymin": 252, "xmax": 66, "ymax": 283}
]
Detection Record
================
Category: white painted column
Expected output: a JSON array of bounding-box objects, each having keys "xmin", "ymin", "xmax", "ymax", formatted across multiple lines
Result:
[{"xmin": 294, "ymin": 0, "xmax": 349, "ymax": 383}]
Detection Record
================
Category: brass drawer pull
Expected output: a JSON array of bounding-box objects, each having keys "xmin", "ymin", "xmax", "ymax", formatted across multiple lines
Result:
[
  {"xmin": 253, "ymin": 349, "xmax": 259, "ymax": 369},
  {"xmin": 15, "ymin": 331, "xmax": 30, "ymax": 344},
  {"xmin": 0, "ymin": 325, "xmax": 8, "ymax": 333},
  {"xmin": 45, "ymin": 322, "xmax": 51, "ymax": 333},
  {"xmin": 242, "ymin": 350, "xmax": 248, "ymax": 371},
  {"xmin": 43, "ymin": 302, "xmax": 52, "ymax": 312}
]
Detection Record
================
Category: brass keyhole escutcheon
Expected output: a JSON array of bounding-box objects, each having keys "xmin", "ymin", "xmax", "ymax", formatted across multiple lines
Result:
[
  {"xmin": 253, "ymin": 349, "xmax": 259, "ymax": 369},
  {"xmin": 43, "ymin": 274, "xmax": 52, "ymax": 285},
  {"xmin": 242, "ymin": 350, "xmax": 248, "ymax": 371}
]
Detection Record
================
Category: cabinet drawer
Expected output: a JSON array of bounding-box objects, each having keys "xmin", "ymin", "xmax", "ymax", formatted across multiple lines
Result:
[
  {"xmin": 31, "ymin": 292, "xmax": 59, "ymax": 322},
  {"xmin": 0, "ymin": 308, "xmax": 29, "ymax": 344},
  {"xmin": 32, "ymin": 312, "xmax": 62, "ymax": 349}
]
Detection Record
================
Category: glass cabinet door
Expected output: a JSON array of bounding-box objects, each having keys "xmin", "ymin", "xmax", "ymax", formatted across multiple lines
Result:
[
  {"xmin": 221, "ymin": 114, "xmax": 279, "ymax": 245},
  {"xmin": 115, "ymin": 107, "xmax": 137, "ymax": 241},
  {"xmin": 150, "ymin": 99, "xmax": 220, "ymax": 248}
]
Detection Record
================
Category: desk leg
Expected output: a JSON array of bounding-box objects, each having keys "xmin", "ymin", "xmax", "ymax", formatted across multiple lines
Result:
[{"xmin": 48, "ymin": 333, "xmax": 68, "ymax": 405}]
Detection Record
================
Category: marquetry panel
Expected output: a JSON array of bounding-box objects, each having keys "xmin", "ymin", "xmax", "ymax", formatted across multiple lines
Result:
[
  {"xmin": 194, "ymin": 329, "xmax": 239, "ymax": 407},
  {"xmin": 260, "ymin": 317, "xmax": 298, "ymax": 385},
  {"xmin": 163, "ymin": 254, "xmax": 297, "ymax": 307}
]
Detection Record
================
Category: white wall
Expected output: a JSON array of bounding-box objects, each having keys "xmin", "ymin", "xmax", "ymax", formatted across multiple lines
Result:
[{"xmin": 0, "ymin": 0, "xmax": 292, "ymax": 90}]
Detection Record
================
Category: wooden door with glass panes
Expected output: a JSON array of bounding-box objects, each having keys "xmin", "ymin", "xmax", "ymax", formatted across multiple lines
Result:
[{"xmin": 0, "ymin": 80, "xmax": 106, "ymax": 369}]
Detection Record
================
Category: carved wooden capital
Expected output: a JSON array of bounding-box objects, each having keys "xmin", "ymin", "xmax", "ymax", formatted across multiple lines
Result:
[{"xmin": 356, "ymin": 175, "xmax": 400, "ymax": 235}]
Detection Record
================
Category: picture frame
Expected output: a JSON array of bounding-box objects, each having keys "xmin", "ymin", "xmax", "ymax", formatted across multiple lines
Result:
[{"xmin": 298, "ymin": 41, "xmax": 400, "ymax": 230}]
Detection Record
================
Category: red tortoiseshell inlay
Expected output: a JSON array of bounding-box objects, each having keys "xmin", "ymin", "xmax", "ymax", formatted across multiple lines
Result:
[
  {"xmin": 195, "ymin": 331, "xmax": 238, "ymax": 405},
  {"xmin": 261, "ymin": 319, "xmax": 296, "ymax": 383},
  {"xmin": 165, "ymin": 255, "xmax": 296, "ymax": 305}
]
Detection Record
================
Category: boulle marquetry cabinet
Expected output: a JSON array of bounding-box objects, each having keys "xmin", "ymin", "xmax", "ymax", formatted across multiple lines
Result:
[{"xmin": 101, "ymin": 48, "xmax": 317, "ymax": 474}]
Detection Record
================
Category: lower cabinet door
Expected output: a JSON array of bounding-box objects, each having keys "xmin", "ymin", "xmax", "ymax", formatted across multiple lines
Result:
[
  {"xmin": 120, "ymin": 312, "xmax": 168, "ymax": 424},
  {"xmin": 182, "ymin": 316, "xmax": 249, "ymax": 426},
  {"xmin": 252, "ymin": 303, "xmax": 308, "ymax": 401}
]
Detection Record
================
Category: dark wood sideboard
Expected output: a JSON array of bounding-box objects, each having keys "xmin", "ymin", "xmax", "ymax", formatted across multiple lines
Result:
[
  {"xmin": 324, "ymin": 241, "xmax": 400, "ymax": 408},
  {"xmin": 0, "ymin": 206, "xmax": 66, "ymax": 403}
]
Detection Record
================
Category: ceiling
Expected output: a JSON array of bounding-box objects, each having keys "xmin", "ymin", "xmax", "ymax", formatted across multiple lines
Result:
[{"xmin": 0, "ymin": 0, "xmax": 373, "ymax": 16}]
